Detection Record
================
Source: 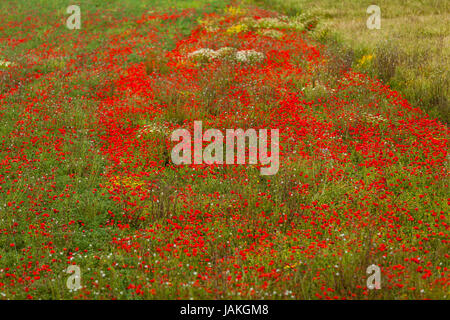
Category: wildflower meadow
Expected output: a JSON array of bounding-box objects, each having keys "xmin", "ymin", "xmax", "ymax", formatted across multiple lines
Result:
[{"xmin": 0, "ymin": 0, "xmax": 448, "ymax": 303}]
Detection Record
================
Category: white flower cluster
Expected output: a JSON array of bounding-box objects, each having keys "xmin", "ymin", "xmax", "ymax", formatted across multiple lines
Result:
[
  {"xmin": 137, "ymin": 122, "xmax": 169, "ymax": 138},
  {"xmin": 216, "ymin": 47, "xmax": 238, "ymax": 59},
  {"xmin": 188, "ymin": 47, "xmax": 264, "ymax": 64},
  {"xmin": 0, "ymin": 59, "xmax": 15, "ymax": 68},
  {"xmin": 235, "ymin": 49, "xmax": 265, "ymax": 64},
  {"xmin": 362, "ymin": 112, "xmax": 388, "ymax": 123},
  {"xmin": 188, "ymin": 48, "xmax": 218, "ymax": 63}
]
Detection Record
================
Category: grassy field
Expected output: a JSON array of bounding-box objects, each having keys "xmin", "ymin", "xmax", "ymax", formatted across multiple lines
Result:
[
  {"xmin": 0, "ymin": 0, "xmax": 448, "ymax": 300},
  {"xmin": 250, "ymin": 0, "xmax": 449, "ymax": 123}
]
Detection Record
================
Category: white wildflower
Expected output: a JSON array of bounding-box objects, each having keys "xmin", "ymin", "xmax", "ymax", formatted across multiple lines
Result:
[
  {"xmin": 215, "ymin": 47, "xmax": 237, "ymax": 59},
  {"xmin": 188, "ymin": 48, "xmax": 218, "ymax": 63},
  {"xmin": 137, "ymin": 122, "xmax": 169, "ymax": 137},
  {"xmin": 0, "ymin": 59, "xmax": 15, "ymax": 68},
  {"xmin": 235, "ymin": 50, "xmax": 265, "ymax": 64}
]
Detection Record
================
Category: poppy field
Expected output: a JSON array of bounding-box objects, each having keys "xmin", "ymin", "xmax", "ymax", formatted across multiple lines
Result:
[{"xmin": 0, "ymin": 0, "xmax": 448, "ymax": 300}]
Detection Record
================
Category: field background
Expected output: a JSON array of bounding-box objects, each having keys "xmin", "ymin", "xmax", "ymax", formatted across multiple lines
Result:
[{"xmin": 0, "ymin": 0, "xmax": 448, "ymax": 300}]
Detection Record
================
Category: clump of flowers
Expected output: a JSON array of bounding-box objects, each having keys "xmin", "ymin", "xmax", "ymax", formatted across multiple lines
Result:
[
  {"xmin": 188, "ymin": 48, "xmax": 218, "ymax": 63},
  {"xmin": 235, "ymin": 49, "xmax": 265, "ymax": 64},
  {"xmin": 224, "ymin": 5, "xmax": 246, "ymax": 16},
  {"xmin": 201, "ymin": 12, "xmax": 314, "ymax": 36},
  {"xmin": 197, "ymin": 16, "xmax": 223, "ymax": 32},
  {"xmin": 111, "ymin": 175, "xmax": 147, "ymax": 189},
  {"xmin": 361, "ymin": 111, "xmax": 387, "ymax": 123},
  {"xmin": 226, "ymin": 23, "xmax": 249, "ymax": 35},
  {"xmin": 215, "ymin": 47, "xmax": 238, "ymax": 60},
  {"xmin": 358, "ymin": 54, "xmax": 375, "ymax": 67},
  {"xmin": 242, "ymin": 14, "xmax": 318, "ymax": 33},
  {"xmin": 136, "ymin": 120, "xmax": 172, "ymax": 138},
  {"xmin": 0, "ymin": 59, "xmax": 15, "ymax": 68},
  {"xmin": 187, "ymin": 47, "xmax": 264, "ymax": 65}
]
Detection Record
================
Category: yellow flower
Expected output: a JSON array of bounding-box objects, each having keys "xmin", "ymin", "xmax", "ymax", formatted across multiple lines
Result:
[
  {"xmin": 284, "ymin": 262, "xmax": 298, "ymax": 269},
  {"xmin": 226, "ymin": 24, "xmax": 248, "ymax": 34},
  {"xmin": 225, "ymin": 6, "xmax": 245, "ymax": 16},
  {"xmin": 358, "ymin": 54, "xmax": 374, "ymax": 67},
  {"xmin": 112, "ymin": 175, "xmax": 146, "ymax": 188}
]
